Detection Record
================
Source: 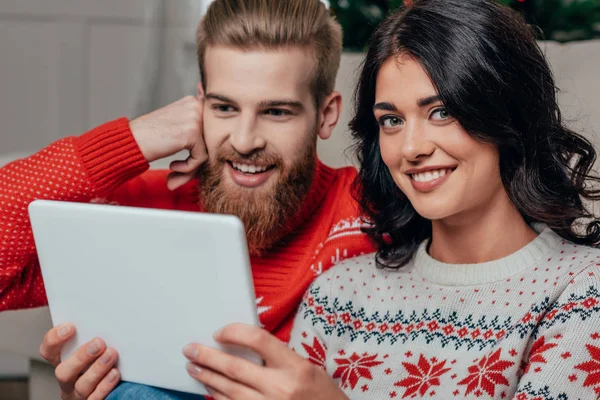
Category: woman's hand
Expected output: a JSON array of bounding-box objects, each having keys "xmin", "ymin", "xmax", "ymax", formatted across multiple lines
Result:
[{"xmin": 183, "ymin": 323, "xmax": 347, "ymax": 400}]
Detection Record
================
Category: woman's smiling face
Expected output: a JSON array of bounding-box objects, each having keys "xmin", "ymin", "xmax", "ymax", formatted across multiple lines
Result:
[{"xmin": 374, "ymin": 54, "xmax": 504, "ymax": 221}]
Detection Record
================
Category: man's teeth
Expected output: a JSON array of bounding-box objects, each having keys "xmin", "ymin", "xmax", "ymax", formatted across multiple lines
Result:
[
  {"xmin": 232, "ymin": 162, "xmax": 269, "ymax": 174},
  {"xmin": 411, "ymin": 169, "xmax": 452, "ymax": 183}
]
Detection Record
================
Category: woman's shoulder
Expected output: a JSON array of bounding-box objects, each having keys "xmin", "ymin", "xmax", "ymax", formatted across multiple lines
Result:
[
  {"xmin": 548, "ymin": 235, "xmax": 600, "ymax": 274},
  {"xmin": 545, "ymin": 237, "xmax": 600, "ymax": 298}
]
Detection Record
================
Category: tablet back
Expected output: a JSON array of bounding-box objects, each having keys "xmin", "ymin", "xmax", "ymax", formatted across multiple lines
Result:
[{"xmin": 29, "ymin": 200, "xmax": 260, "ymax": 395}]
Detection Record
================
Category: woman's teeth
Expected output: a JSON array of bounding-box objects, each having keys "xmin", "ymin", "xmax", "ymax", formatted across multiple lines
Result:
[
  {"xmin": 411, "ymin": 169, "xmax": 452, "ymax": 183},
  {"xmin": 232, "ymin": 162, "xmax": 269, "ymax": 174}
]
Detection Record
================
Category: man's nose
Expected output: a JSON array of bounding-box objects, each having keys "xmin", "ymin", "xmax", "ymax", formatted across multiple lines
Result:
[{"xmin": 229, "ymin": 115, "xmax": 267, "ymax": 155}]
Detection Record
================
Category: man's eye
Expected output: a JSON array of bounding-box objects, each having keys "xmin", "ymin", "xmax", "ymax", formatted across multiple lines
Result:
[
  {"xmin": 265, "ymin": 109, "xmax": 290, "ymax": 117},
  {"xmin": 214, "ymin": 105, "xmax": 235, "ymax": 113}
]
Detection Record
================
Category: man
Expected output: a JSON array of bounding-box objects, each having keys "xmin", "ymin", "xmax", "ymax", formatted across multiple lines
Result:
[{"xmin": 0, "ymin": 0, "xmax": 372, "ymax": 398}]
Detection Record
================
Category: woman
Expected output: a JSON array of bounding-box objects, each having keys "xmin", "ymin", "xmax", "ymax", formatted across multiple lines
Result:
[{"xmin": 288, "ymin": 0, "xmax": 600, "ymax": 399}]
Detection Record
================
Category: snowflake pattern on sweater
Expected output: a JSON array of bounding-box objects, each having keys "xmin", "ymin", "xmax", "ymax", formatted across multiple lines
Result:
[{"xmin": 289, "ymin": 226, "xmax": 600, "ymax": 399}]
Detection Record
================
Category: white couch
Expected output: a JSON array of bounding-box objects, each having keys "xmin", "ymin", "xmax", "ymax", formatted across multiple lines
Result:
[{"xmin": 0, "ymin": 41, "xmax": 599, "ymax": 399}]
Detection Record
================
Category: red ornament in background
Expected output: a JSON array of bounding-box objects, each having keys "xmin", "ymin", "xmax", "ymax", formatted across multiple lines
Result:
[{"xmin": 405, "ymin": 0, "xmax": 413, "ymax": 6}]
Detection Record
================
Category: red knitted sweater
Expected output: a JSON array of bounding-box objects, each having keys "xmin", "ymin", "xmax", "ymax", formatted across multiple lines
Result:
[{"xmin": 0, "ymin": 118, "xmax": 374, "ymax": 342}]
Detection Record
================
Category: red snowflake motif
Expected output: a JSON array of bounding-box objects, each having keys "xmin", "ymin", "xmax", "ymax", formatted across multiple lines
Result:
[
  {"xmin": 340, "ymin": 313, "xmax": 351, "ymax": 324},
  {"xmin": 582, "ymin": 297, "xmax": 599, "ymax": 309},
  {"xmin": 458, "ymin": 349, "xmax": 515, "ymax": 397},
  {"xmin": 521, "ymin": 336, "xmax": 558, "ymax": 374},
  {"xmin": 301, "ymin": 337, "xmax": 327, "ymax": 368},
  {"xmin": 333, "ymin": 352, "xmax": 384, "ymax": 390},
  {"xmin": 575, "ymin": 344, "xmax": 600, "ymax": 389},
  {"xmin": 427, "ymin": 321, "xmax": 439, "ymax": 332},
  {"xmin": 545, "ymin": 309, "xmax": 558, "ymax": 321},
  {"xmin": 562, "ymin": 301, "xmax": 577, "ymax": 312},
  {"xmin": 442, "ymin": 325, "xmax": 455, "ymax": 335},
  {"xmin": 394, "ymin": 355, "xmax": 451, "ymax": 398}
]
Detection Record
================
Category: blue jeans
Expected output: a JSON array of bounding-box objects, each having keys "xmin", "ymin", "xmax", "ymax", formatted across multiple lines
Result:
[{"xmin": 106, "ymin": 382, "xmax": 207, "ymax": 400}]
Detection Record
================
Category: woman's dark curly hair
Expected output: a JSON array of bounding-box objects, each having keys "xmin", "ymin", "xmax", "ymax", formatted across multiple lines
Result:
[{"xmin": 351, "ymin": 0, "xmax": 600, "ymax": 268}]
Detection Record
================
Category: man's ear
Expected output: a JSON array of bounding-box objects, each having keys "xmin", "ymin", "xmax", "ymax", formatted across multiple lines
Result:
[
  {"xmin": 317, "ymin": 91, "xmax": 342, "ymax": 141},
  {"xmin": 197, "ymin": 82, "xmax": 205, "ymax": 98}
]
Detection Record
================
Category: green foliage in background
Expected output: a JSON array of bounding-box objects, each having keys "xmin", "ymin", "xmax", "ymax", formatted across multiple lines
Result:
[{"xmin": 330, "ymin": 0, "xmax": 600, "ymax": 50}]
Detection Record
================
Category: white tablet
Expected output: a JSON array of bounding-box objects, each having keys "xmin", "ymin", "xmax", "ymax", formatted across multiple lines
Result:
[{"xmin": 28, "ymin": 200, "xmax": 261, "ymax": 396}]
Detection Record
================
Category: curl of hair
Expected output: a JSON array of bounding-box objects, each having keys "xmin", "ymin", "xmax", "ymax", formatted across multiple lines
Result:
[{"xmin": 351, "ymin": 0, "xmax": 600, "ymax": 268}]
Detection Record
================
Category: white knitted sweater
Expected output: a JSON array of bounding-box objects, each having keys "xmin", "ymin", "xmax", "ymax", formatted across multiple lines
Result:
[{"xmin": 289, "ymin": 226, "xmax": 600, "ymax": 399}]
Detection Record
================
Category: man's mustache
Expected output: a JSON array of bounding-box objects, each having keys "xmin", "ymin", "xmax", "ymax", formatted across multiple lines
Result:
[{"xmin": 214, "ymin": 147, "xmax": 284, "ymax": 169}]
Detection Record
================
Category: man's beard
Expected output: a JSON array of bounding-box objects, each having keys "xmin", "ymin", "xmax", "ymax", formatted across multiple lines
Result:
[{"xmin": 197, "ymin": 141, "xmax": 317, "ymax": 256}]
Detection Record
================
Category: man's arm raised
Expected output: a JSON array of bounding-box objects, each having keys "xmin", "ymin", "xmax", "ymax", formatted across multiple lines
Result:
[{"xmin": 0, "ymin": 95, "xmax": 205, "ymax": 312}]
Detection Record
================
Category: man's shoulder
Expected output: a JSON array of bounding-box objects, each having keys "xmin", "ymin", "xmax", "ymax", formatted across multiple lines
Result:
[
  {"xmin": 329, "ymin": 164, "xmax": 358, "ymax": 182},
  {"xmin": 321, "ymin": 164, "xmax": 357, "ymax": 197}
]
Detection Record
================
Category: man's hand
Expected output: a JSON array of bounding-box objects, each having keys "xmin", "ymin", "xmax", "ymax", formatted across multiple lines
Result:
[
  {"xmin": 183, "ymin": 324, "xmax": 348, "ymax": 400},
  {"xmin": 129, "ymin": 95, "xmax": 207, "ymax": 190},
  {"xmin": 40, "ymin": 323, "xmax": 120, "ymax": 400}
]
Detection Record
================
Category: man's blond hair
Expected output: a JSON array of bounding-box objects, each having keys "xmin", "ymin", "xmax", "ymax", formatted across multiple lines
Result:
[{"xmin": 196, "ymin": 0, "xmax": 343, "ymax": 107}]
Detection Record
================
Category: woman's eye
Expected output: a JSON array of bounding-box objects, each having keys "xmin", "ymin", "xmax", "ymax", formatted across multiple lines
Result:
[
  {"xmin": 380, "ymin": 116, "xmax": 403, "ymax": 128},
  {"xmin": 431, "ymin": 108, "xmax": 451, "ymax": 121}
]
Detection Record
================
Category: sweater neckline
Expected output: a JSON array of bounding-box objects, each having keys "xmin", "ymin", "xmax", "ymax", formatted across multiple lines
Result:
[{"xmin": 413, "ymin": 225, "xmax": 561, "ymax": 286}]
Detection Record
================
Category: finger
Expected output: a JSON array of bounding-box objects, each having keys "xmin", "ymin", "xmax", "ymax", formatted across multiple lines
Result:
[
  {"xmin": 206, "ymin": 387, "xmax": 230, "ymax": 400},
  {"xmin": 88, "ymin": 369, "xmax": 120, "ymax": 400},
  {"xmin": 73, "ymin": 348, "xmax": 118, "ymax": 399},
  {"xmin": 40, "ymin": 323, "xmax": 75, "ymax": 367},
  {"xmin": 186, "ymin": 363, "xmax": 260, "ymax": 400},
  {"xmin": 188, "ymin": 141, "xmax": 208, "ymax": 169},
  {"xmin": 166, "ymin": 171, "xmax": 196, "ymax": 191},
  {"xmin": 169, "ymin": 152, "xmax": 206, "ymax": 174},
  {"xmin": 54, "ymin": 338, "xmax": 106, "ymax": 394},
  {"xmin": 214, "ymin": 324, "xmax": 298, "ymax": 368},
  {"xmin": 183, "ymin": 345, "xmax": 265, "ymax": 391}
]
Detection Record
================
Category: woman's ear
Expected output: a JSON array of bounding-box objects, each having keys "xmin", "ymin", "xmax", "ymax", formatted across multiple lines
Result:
[{"xmin": 317, "ymin": 91, "xmax": 343, "ymax": 141}]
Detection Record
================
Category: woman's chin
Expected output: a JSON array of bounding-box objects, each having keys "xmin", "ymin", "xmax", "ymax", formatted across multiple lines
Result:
[{"xmin": 412, "ymin": 205, "xmax": 454, "ymax": 222}]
